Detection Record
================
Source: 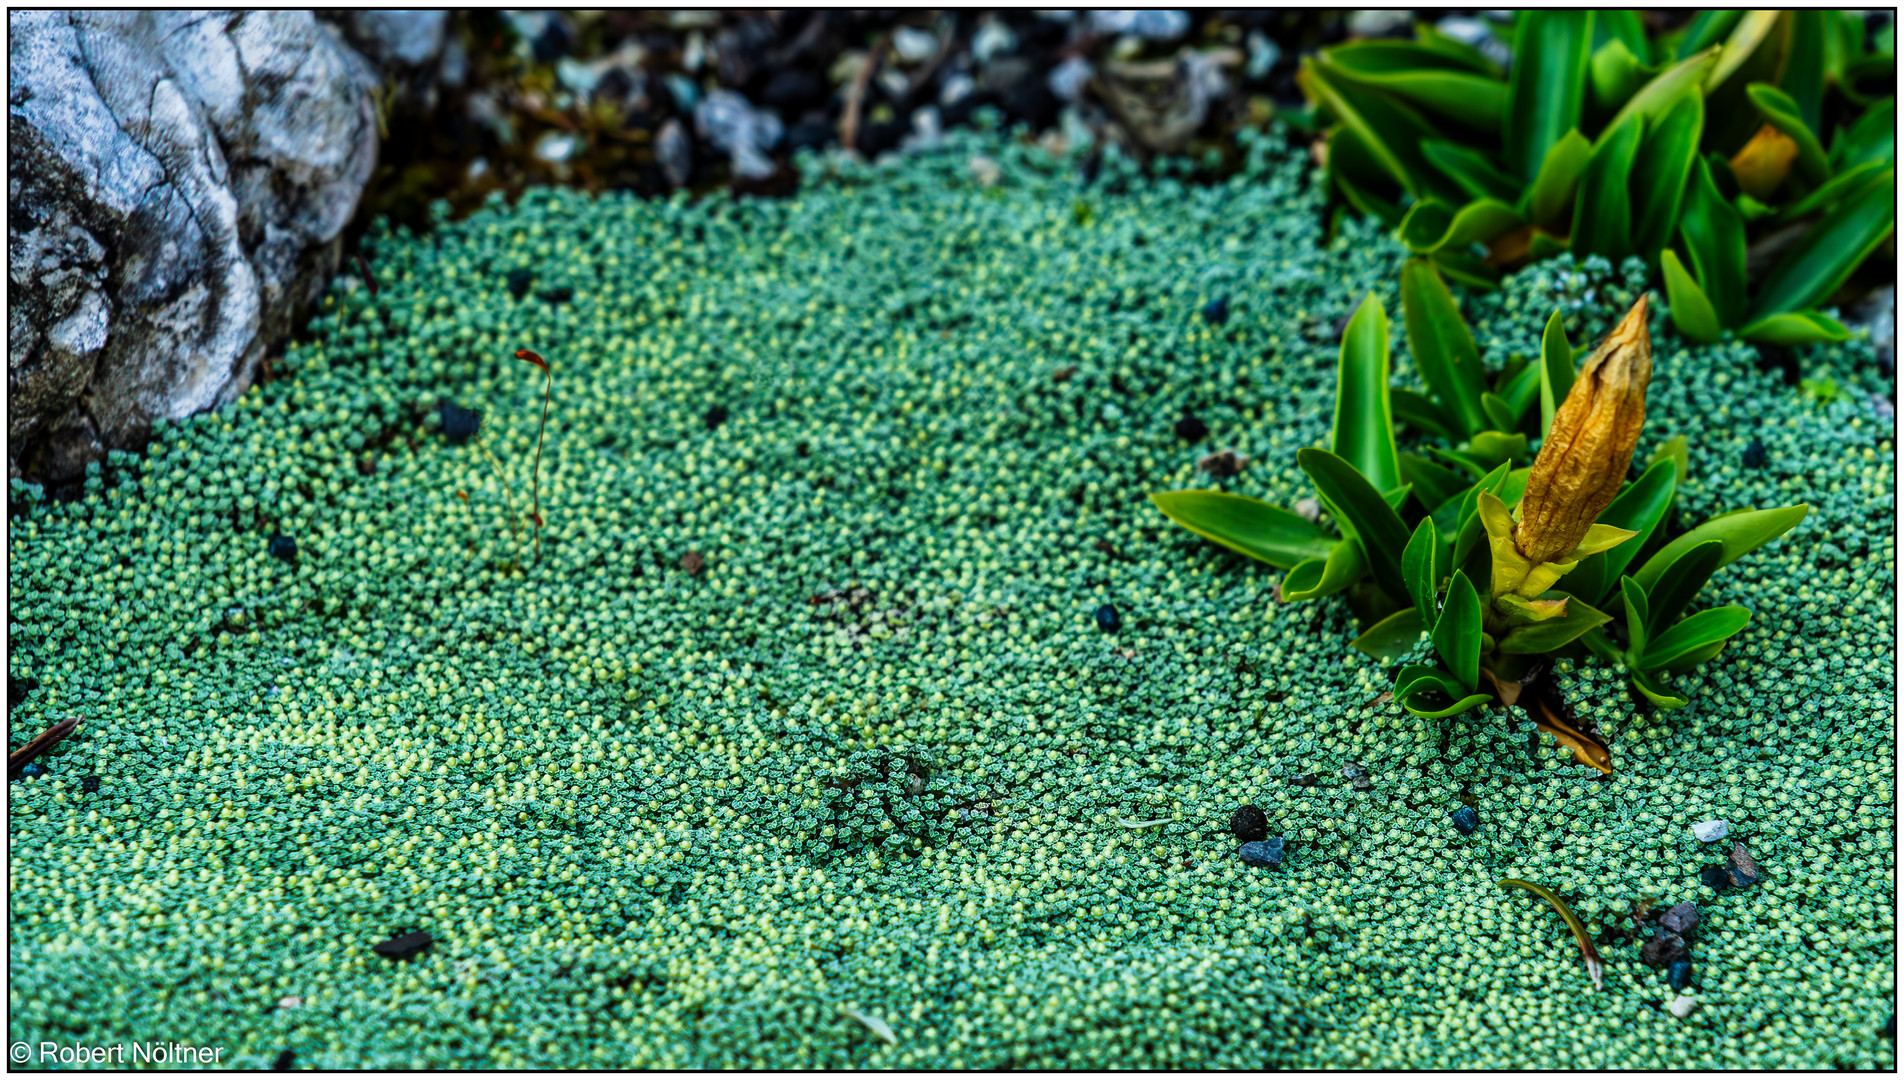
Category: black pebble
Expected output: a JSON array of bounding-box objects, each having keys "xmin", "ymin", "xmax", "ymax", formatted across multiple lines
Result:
[
  {"xmin": 1667, "ymin": 959, "xmax": 1692, "ymax": 990},
  {"xmin": 1640, "ymin": 930, "xmax": 1688, "ymax": 968},
  {"xmin": 1700, "ymin": 864, "xmax": 1734, "ymax": 891},
  {"xmin": 1202, "ymin": 296, "xmax": 1230, "ymax": 325},
  {"xmin": 19, "ymin": 761, "xmax": 45, "ymax": 779},
  {"xmin": 440, "ymin": 402, "xmax": 483, "ymax": 444},
  {"xmin": 1288, "ymin": 773, "xmax": 1318, "ymax": 787},
  {"xmin": 273, "ymin": 1049, "xmax": 296, "ymax": 1071},
  {"xmin": 1883, "ymin": 1014, "xmax": 1895, "ymax": 1040},
  {"xmin": 1239, "ymin": 838, "xmax": 1285, "ymax": 867},
  {"xmin": 268, "ymin": 534, "xmax": 298, "ymax": 562},
  {"xmin": 856, "ymin": 120, "xmax": 908, "ymax": 158},
  {"xmin": 373, "ymin": 930, "xmax": 433, "ymax": 960},
  {"xmin": 1229, "ymin": 804, "xmax": 1268, "ymax": 842},
  {"xmin": 704, "ymin": 405, "xmax": 728, "ymax": 430},
  {"xmin": 506, "ymin": 268, "xmax": 535, "ymax": 300},
  {"xmin": 1095, "ymin": 603, "xmax": 1120, "ymax": 632},
  {"xmin": 81, "ymin": 774, "xmax": 100, "ymax": 793},
  {"xmin": 1174, "ymin": 413, "xmax": 1209, "ymax": 442},
  {"xmin": 1450, "ymin": 806, "xmax": 1479, "ymax": 835},
  {"xmin": 1741, "ymin": 438, "xmax": 1767, "ymax": 469},
  {"xmin": 1657, "ymin": 900, "xmax": 1699, "ymax": 935},
  {"xmin": 538, "ymin": 283, "xmax": 574, "ymax": 307}
]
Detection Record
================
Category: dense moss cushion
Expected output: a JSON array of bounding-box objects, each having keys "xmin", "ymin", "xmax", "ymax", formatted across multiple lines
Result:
[{"xmin": 8, "ymin": 126, "xmax": 1893, "ymax": 1068}]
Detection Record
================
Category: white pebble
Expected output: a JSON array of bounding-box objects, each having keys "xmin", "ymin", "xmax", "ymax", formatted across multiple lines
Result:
[
  {"xmin": 1667, "ymin": 994, "xmax": 1697, "ymax": 1018},
  {"xmin": 1690, "ymin": 819, "xmax": 1729, "ymax": 843}
]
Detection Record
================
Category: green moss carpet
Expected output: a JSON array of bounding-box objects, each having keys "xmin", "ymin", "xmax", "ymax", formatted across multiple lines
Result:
[{"xmin": 8, "ymin": 125, "xmax": 1895, "ymax": 1068}]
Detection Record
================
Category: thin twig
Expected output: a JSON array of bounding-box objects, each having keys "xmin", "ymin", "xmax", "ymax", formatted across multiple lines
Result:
[
  {"xmin": 10, "ymin": 716, "xmax": 78, "ymax": 773},
  {"xmin": 515, "ymin": 349, "xmax": 552, "ymax": 564},
  {"xmin": 1499, "ymin": 878, "xmax": 1604, "ymax": 991},
  {"xmin": 840, "ymin": 31, "xmax": 892, "ymax": 154}
]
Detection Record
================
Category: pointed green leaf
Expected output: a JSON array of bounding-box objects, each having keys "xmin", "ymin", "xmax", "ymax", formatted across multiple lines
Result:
[
  {"xmin": 1281, "ymin": 538, "xmax": 1366, "ymax": 603},
  {"xmin": 1745, "ymin": 82, "xmax": 1831, "ymax": 185},
  {"xmin": 1589, "ymin": 38, "xmax": 1650, "ymax": 113},
  {"xmin": 1661, "ymin": 249, "xmax": 1723, "ymax": 343},
  {"xmin": 1400, "ymin": 452, "xmax": 1469, "ymax": 514},
  {"xmin": 1633, "ymin": 92, "xmax": 1705, "ymax": 263},
  {"xmin": 1399, "ymin": 198, "xmax": 1527, "ymax": 255},
  {"xmin": 1423, "ymin": 140, "xmax": 1523, "ymax": 203},
  {"xmin": 1679, "ymin": 157, "xmax": 1750, "ymax": 327},
  {"xmin": 1432, "ymin": 570, "xmax": 1483, "ymax": 692},
  {"xmin": 1414, "ymin": 22, "xmax": 1506, "ymax": 75},
  {"xmin": 1639, "ymin": 606, "xmax": 1752, "ymax": 670},
  {"xmin": 1779, "ymin": 160, "xmax": 1888, "ymax": 224},
  {"xmin": 1629, "ymin": 665, "xmax": 1689, "ymax": 709},
  {"xmin": 1523, "ymin": 129, "xmax": 1593, "ymax": 231},
  {"xmin": 1298, "ymin": 448, "xmax": 1412, "ymax": 604},
  {"xmin": 1450, "ymin": 461, "xmax": 1513, "ymax": 569},
  {"xmin": 1497, "ymin": 358, "xmax": 1542, "ymax": 426},
  {"xmin": 1630, "ymin": 504, "xmax": 1810, "ymax": 592},
  {"xmin": 1538, "ymin": 310, "xmax": 1575, "ymax": 436},
  {"xmin": 1328, "ymin": 128, "xmax": 1408, "ymax": 225},
  {"xmin": 1739, "ymin": 310, "xmax": 1853, "ymax": 345},
  {"xmin": 1434, "ymin": 250, "xmax": 1505, "ymax": 291},
  {"xmin": 1572, "ymin": 110, "xmax": 1644, "ymax": 263},
  {"xmin": 1678, "ymin": 11, "xmax": 1744, "ymax": 58},
  {"xmin": 1600, "ymin": 48, "xmax": 1722, "ymax": 143},
  {"xmin": 1648, "ymin": 434, "xmax": 1690, "ymax": 486},
  {"xmin": 1782, "ymin": 9, "xmax": 1829, "ymax": 135},
  {"xmin": 1351, "ymin": 607, "xmax": 1427, "ymax": 663},
  {"xmin": 1830, "ymin": 97, "xmax": 1895, "ymax": 172},
  {"xmin": 1751, "ymin": 167, "xmax": 1895, "ymax": 319},
  {"xmin": 1391, "ymin": 388, "xmax": 1461, "ymax": 442},
  {"xmin": 1396, "ymin": 665, "xmax": 1495, "ymax": 717},
  {"xmin": 1562, "ymin": 457, "xmax": 1679, "ymax": 605},
  {"xmin": 1643, "ymin": 540, "xmax": 1726, "ymax": 637},
  {"xmin": 1507, "ymin": 12, "xmax": 1595, "ymax": 182},
  {"xmin": 1620, "ymin": 576, "xmax": 1652, "ymax": 657},
  {"xmin": 1467, "ymin": 430, "xmax": 1530, "ymax": 466},
  {"xmin": 1301, "ymin": 56, "xmax": 1452, "ymax": 200},
  {"xmin": 1326, "ymin": 45, "xmax": 1511, "ymax": 132},
  {"xmin": 1403, "ymin": 517, "xmax": 1440, "ymax": 619},
  {"xmin": 1480, "ymin": 393, "xmax": 1518, "ymax": 433},
  {"xmin": 1592, "ymin": 10, "xmax": 1651, "ymax": 62},
  {"xmin": 1661, "ymin": 638, "xmax": 1729, "ymax": 676},
  {"xmin": 1332, "ymin": 292, "xmax": 1402, "ymax": 492},
  {"xmin": 1498, "ymin": 594, "xmax": 1614, "ymax": 654},
  {"xmin": 1706, "ymin": 11, "xmax": 1784, "ymax": 94},
  {"xmin": 1149, "ymin": 490, "xmax": 1339, "ymax": 570},
  {"xmin": 1400, "ymin": 258, "xmax": 1490, "ymax": 438}
]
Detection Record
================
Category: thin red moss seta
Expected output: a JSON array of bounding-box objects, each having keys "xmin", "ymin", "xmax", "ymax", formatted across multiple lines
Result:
[{"xmin": 517, "ymin": 348, "xmax": 551, "ymax": 562}]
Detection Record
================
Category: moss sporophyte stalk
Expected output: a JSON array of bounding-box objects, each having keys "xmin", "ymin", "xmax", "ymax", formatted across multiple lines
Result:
[{"xmin": 4, "ymin": 124, "xmax": 1892, "ymax": 1069}]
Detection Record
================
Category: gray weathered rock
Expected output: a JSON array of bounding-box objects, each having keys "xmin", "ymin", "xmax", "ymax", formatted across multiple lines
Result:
[{"xmin": 9, "ymin": 11, "xmax": 388, "ymax": 486}]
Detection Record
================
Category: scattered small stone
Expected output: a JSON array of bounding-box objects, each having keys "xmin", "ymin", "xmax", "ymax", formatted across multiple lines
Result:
[
  {"xmin": 1657, "ymin": 901, "xmax": 1699, "ymax": 936},
  {"xmin": 1699, "ymin": 864, "xmax": 1734, "ymax": 892},
  {"xmin": 703, "ymin": 405, "xmax": 728, "ymax": 430},
  {"xmin": 278, "ymin": 995, "xmax": 302, "ymax": 1009},
  {"xmin": 1174, "ymin": 412, "xmax": 1209, "ymax": 442},
  {"xmin": 268, "ymin": 534, "xmax": 298, "ymax": 562},
  {"xmin": 1292, "ymin": 497, "xmax": 1321, "ymax": 523},
  {"xmin": 680, "ymin": 550, "xmax": 706, "ymax": 575},
  {"xmin": 1095, "ymin": 603, "xmax": 1121, "ymax": 632},
  {"xmin": 273, "ymin": 1049, "xmax": 296, "ymax": 1071},
  {"xmin": 1341, "ymin": 762, "xmax": 1367, "ymax": 781},
  {"xmin": 1640, "ymin": 930, "xmax": 1688, "ymax": 968},
  {"xmin": 1666, "ymin": 994, "xmax": 1698, "ymax": 1019},
  {"xmin": 1726, "ymin": 841, "xmax": 1761, "ymax": 887},
  {"xmin": 1197, "ymin": 449, "xmax": 1247, "ymax": 478},
  {"xmin": 1202, "ymin": 296, "xmax": 1229, "ymax": 325},
  {"xmin": 1288, "ymin": 773, "xmax": 1317, "ymax": 788},
  {"xmin": 19, "ymin": 761, "xmax": 46, "ymax": 779},
  {"xmin": 1667, "ymin": 959, "xmax": 1692, "ymax": 990},
  {"xmin": 506, "ymin": 268, "xmax": 534, "ymax": 300},
  {"xmin": 1229, "ymin": 804, "xmax": 1268, "ymax": 842},
  {"xmin": 1052, "ymin": 364, "xmax": 1078, "ymax": 382},
  {"xmin": 1740, "ymin": 439, "xmax": 1767, "ymax": 469},
  {"xmin": 1238, "ymin": 837, "xmax": 1284, "ymax": 867},
  {"xmin": 1690, "ymin": 819, "xmax": 1729, "ymax": 842},
  {"xmin": 372, "ymin": 930, "xmax": 433, "ymax": 960},
  {"xmin": 440, "ymin": 401, "xmax": 483, "ymax": 443},
  {"xmin": 1450, "ymin": 806, "xmax": 1479, "ymax": 835},
  {"xmin": 81, "ymin": 774, "xmax": 99, "ymax": 793},
  {"xmin": 1883, "ymin": 1013, "xmax": 1895, "ymax": 1041}
]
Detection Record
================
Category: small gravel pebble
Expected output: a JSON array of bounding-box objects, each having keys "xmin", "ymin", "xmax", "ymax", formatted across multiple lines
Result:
[
  {"xmin": 1202, "ymin": 296, "xmax": 1229, "ymax": 325},
  {"xmin": 1288, "ymin": 773, "xmax": 1317, "ymax": 787},
  {"xmin": 1174, "ymin": 413, "xmax": 1208, "ymax": 442},
  {"xmin": 1340, "ymin": 762, "xmax": 1367, "ymax": 781},
  {"xmin": 680, "ymin": 550, "xmax": 706, "ymax": 575},
  {"xmin": 373, "ymin": 930, "xmax": 434, "ymax": 960},
  {"xmin": 1450, "ymin": 806, "xmax": 1479, "ymax": 835},
  {"xmin": 1700, "ymin": 864, "xmax": 1734, "ymax": 891},
  {"xmin": 1668, "ymin": 959, "xmax": 1693, "ymax": 990},
  {"xmin": 1238, "ymin": 837, "xmax": 1284, "ymax": 867},
  {"xmin": 81, "ymin": 774, "xmax": 99, "ymax": 793},
  {"xmin": 1095, "ymin": 603, "xmax": 1121, "ymax": 632},
  {"xmin": 1666, "ymin": 994, "xmax": 1697, "ymax": 1019},
  {"xmin": 1229, "ymin": 804, "xmax": 1268, "ymax": 842},
  {"xmin": 1726, "ymin": 841, "xmax": 1761, "ymax": 887},
  {"xmin": 1690, "ymin": 819, "xmax": 1729, "ymax": 842},
  {"xmin": 268, "ymin": 534, "xmax": 298, "ymax": 562},
  {"xmin": 1883, "ymin": 1013, "xmax": 1895, "ymax": 1040},
  {"xmin": 1197, "ymin": 449, "xmax": 1247, "ymax": 478},
  {"xmin": 1657, "ymin": 900, "xmax": 1699, "ymax": 935},
  {"xmin": 273, "ymin": 1049, "xmax": 296, "ymax": 1071},
  {"xmin": 1741, "ymin": 438, "xmax": 1767, "ymax": 469},
  {"xmin": 440, "ymin": 401, "xmax": 483, "ymax": 443},
  {"xmin": 1641, "ymin": 930, "xmax": 1688, "ymax": 968},
  {"xmin": 19, "ymin": 761, "xmax": 45, "ymax": 779}
]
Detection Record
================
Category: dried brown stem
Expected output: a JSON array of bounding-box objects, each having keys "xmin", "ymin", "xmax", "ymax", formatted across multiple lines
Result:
[
  {"xmin": 10, "ymin": 716, "xmax": 78, "ymax": 773},
  {"xmin": 841, "ymin": 31, "xmax": 892, "ymax": 155}
]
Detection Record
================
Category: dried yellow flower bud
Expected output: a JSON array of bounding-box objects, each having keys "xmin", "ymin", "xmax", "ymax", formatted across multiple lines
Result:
[{"xmin": 1515, "ymin": 295, "xmax": 1653, "ymax": 564}]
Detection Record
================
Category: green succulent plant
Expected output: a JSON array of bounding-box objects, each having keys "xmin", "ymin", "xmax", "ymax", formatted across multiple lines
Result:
[
  {"xmin": 1152, "ymin": 272, "xmax": 1807, "ymax": 770},
  {"xmin": 1298, "ymin": 10, "xmax": 1896, "ymax": 346}
]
